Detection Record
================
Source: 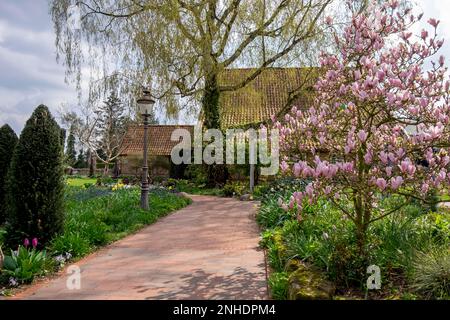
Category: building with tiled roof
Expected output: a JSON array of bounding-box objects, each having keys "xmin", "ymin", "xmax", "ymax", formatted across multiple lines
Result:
[
  {"xmin": 121, "ymin": 125, "xmax": 194, "ymax": 156},
  {"xmin": 119, "ymin": 125, "xmax": 194, "ymax": 177},
  {"xmin": 119, "ymin": 67, "xmax": 317, "ymax": 176},
  {"xmin": 217, "ymin": 67, "xmax": 316, "ymax": 129}
]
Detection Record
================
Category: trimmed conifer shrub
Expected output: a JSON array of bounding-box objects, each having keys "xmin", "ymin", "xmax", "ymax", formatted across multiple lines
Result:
[
  {"xmin": 5, "ymin": 105, "xmax": 64, "ymax": 247},
  {"xmin": 0, "ymin": 124, "xmax": 18, "ymax": 224}
]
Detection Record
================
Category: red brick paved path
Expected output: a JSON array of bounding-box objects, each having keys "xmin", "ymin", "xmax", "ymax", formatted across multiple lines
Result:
[{"xmin": 12, "ymin": 195, "xmax": 268, "ymax": 300}]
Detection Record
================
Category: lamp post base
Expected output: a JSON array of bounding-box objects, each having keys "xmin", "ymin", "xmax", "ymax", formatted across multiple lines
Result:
[{"xmin": 140, "ymin": 187, "xmax": 149, "ymax": 210}]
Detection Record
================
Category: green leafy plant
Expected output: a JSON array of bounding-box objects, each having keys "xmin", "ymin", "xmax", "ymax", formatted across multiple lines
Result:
[
  {"xmin": 268, "ymin": 272, "xmax": 289, "ymax": 300},
  {"xmin": 223, "ymin": 181, "xmax": 247, "ymax": 197},
  {"xmin": 410, "ymin": 248, "xmax": 450, "ymax": 299},
  {"xmin": 50, "ymin": 233, "xmax": 91, "ymax": 258},
  {"xmin": 96, "ymin": 176, "xmax": 115, "ymax": 186},
  {"xmin": 2, "ymin": 245, "xmax": 47, "ymax": 283}
]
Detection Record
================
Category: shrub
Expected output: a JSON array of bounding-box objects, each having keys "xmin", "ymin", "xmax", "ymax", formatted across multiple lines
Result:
[
  {"xmin": 184, "ymin": 164, "xmax": 207, "ymax": 185},
  {"xmin": 96, "ymin": 175, "xmax": 115, "ymax": 186},
  {"xmin": 0, "ymin": 124, "xmax": 18, "ymax": 224},
  {"xmin": 2, "ymin": 245, "xmax": 48, "ymax": 283},
  {"xmin": 223, "ymin": 181, "xmax": 247, "ymax": 197},
  {"xmin": 410, "ymin": 248, "xmax": 450, "ymax": 299},
  {"xmin": 5, "ymin": 105, "xmax": 64, "ymax": 247}
]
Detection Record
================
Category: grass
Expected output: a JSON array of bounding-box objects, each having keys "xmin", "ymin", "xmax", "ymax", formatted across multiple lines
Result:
[{"xmin": 66, "ymin": 177, "xmax": 97, "ymax": 187}]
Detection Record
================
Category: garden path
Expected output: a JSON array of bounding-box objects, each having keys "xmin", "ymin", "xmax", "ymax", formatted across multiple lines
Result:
[{"xmin": 11, "ymin": 195, "xmax": 268, "ymax": 300}]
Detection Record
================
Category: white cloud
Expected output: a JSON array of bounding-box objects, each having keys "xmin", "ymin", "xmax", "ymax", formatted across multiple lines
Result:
[{"xmin": 0, "ymin": 16, "xmax": 78, "ymax": 133}]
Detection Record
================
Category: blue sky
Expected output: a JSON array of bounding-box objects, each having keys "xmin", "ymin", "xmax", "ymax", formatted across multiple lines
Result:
[{"xmin": 0, "ymin": 0, "xmax": 449, "ymax": 134}]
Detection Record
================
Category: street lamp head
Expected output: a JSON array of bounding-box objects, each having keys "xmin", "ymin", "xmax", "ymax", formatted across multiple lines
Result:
[{"xmin": 137, "ymin": 88, "xmax": 155, "ymax": 115}]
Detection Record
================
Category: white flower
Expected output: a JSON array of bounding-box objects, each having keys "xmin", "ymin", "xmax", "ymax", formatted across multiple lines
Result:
[
  {"xmin": 55, "ymin": 255, "xmax": 66, "ymax": 263},
  {"xmin": 9, "ymin": 277, "xmax": 18, "ymax": 287}
]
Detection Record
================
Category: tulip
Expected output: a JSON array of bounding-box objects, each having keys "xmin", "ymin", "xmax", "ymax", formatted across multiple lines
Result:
[
  {"xmin": 32, "ymin": 238, "xmax": 38, "ymax": 249},
  {"xmin": 24, "ymin": 238, "xmax": 30, "ymax": 248}
]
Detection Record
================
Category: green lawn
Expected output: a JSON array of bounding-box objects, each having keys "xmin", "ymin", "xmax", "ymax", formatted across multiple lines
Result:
[{"xmin": 66, "ymin": 177, "xmax": 97, "ymax": 186}]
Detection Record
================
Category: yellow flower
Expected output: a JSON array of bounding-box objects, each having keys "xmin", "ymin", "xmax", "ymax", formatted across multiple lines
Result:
[{"xmin": 112, "ymin": 182, "xmax": 125, "ymax": 191}]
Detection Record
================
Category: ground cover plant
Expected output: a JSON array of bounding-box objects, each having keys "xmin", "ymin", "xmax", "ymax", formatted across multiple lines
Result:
[{"xmin": 258, "ymin": 178, "xmax": 450, "ymax": 299}]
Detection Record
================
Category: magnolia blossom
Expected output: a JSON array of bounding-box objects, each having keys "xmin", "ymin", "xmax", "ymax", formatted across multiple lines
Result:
[
  {"xmin": 277, "ymin": 1, "xmax": 450, "ymax": 237},
  {"xmin": 390, "ymin": 176, "xmax": 404, "ymax": 190},
  {"xmin": 375, "ymin": 178, "xmax": 387, "ymax": 191}
]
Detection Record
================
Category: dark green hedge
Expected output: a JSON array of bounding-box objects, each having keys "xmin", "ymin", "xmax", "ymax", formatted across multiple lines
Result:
[
  {"xmin": 0, "ymin": 124, "xmax": 18, "ymax": 224},
  {"xmin": 5, "ymin": 105, "xmax": 64, "ymax": 247}
]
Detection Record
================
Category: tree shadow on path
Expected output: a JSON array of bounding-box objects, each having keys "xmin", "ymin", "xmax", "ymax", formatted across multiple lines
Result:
[{"xmin": 147, "ymin": 265, "xmax": 268, "ymax": 300}]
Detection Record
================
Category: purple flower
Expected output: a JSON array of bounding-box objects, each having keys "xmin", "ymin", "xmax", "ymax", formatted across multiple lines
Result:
[
  {"xmin": 23, "ymin": 238, "xmax": 30, "ymax": 248},
  {"xmin": 32, "ymin": 238, "xmax": 38, "ymax": 248}
]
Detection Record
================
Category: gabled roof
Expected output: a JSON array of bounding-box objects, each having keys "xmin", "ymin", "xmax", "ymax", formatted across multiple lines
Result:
[
  {"xmin": 121, "ymin": 125, "xmax": 194, "ymax": 156},
  {"xmin": 121, "ymin": 68, "xmax": 318, "ymax": 157},
  {"xmin": 217, "ymin": 67, "xmax": 317, "ymax": 129}
]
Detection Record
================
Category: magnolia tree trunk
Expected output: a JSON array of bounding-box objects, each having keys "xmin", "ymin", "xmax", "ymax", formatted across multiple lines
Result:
[
  {"xmin": 202, "ymin": 74, "xmax": 229, "ymax": 187},
  {"xmin": 353, "ymin": 195, "xmax": 369, "ymax": 257},
  {"xmin": 103, "ymin": 164, "xmax": 109, "ymax": 176}
]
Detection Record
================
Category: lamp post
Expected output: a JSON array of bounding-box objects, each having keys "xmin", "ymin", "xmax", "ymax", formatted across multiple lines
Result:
[{"xmin": 137, "ymin": 88, "xmax": 155, "ymax": 210}]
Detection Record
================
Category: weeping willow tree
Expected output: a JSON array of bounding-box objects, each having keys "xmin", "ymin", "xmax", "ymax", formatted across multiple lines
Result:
[
  {"xmin": 50, "ymin": 0, "xmax": 335, "ymax": 121},
  {"xmin": 50, "ymin": 0, "xmax": 333, "ymax": 184}
]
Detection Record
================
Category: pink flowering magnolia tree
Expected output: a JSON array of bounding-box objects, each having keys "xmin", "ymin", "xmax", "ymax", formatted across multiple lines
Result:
[{"xmin": 275, "ymin": 0, "xmax": 450, "ymax": 252}]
